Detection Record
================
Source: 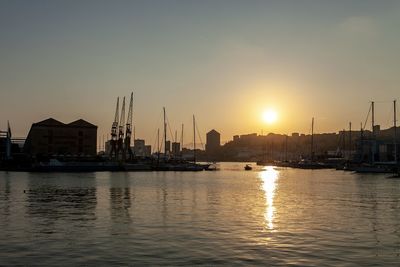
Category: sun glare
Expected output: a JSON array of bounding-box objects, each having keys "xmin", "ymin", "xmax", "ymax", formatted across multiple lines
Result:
[{"xmin": 262, "ymin": 109, "xmax": 278, "ymax": 124}]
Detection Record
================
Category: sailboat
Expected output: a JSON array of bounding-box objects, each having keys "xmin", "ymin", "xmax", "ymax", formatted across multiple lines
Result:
[
  {"xmin": 183, "ymin": 115, "xmax": 205, "ymax": 171},
  {"xmin": 354, "ymin": 101, "xmax": 398, "ymax": 174},
  {"xmin": 153, "ymin": 110, "xmax": 205, "ymax": 171},
  {"xmin": 296, "ymin": 117, "xmax": 330, "ymax": 169},
  {"xmin": 191, "ymin": 115, "xmax": 216, "ymax": 171}
]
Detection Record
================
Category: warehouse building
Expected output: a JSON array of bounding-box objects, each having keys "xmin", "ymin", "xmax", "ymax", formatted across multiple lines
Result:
[{"xmin": 24, "ymin": 118, "xmax": 97, "ymax": 157}]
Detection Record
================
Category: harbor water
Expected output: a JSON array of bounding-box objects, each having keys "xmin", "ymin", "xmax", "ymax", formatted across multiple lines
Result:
[{"xmin": 1, "ymin": 163, "xmax": 400, "ymax": 266}]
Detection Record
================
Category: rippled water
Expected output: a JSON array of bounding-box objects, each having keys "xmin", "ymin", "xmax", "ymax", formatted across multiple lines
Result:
[{"xmin": 1, "ymin": 163, "xmax": 400, "ymax": 266}]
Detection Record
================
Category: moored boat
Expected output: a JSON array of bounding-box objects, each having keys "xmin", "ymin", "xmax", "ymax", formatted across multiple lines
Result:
[{"xmin": 244, "ymin": 164, "xmax": 252, "ymax": 170}]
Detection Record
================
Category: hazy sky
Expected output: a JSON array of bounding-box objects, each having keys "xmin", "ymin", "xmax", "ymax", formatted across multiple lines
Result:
[{"xmin": 1, "ymin": 0, "xmax": 400, "ymax": 145}]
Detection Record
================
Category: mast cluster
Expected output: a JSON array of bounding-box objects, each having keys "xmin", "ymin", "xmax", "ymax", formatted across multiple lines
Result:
[{"xmin": 155, "ymin": 107, "xmax": 199, "ymax": 163}]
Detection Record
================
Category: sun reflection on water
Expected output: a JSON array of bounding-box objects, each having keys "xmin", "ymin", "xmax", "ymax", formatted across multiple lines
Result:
[{"xmin": 259, "ymin": 166, "xmax": 279, "ymax": 230}]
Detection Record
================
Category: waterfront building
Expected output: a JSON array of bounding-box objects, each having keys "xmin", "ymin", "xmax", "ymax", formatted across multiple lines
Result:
[
  {"xmin": 134, "ymin": 139, "xmax": 146, "ymax": 157},
  {"xmin": 24, "ymin": 118, "xmax": 97, "ymax": 157},
  {"xmin": 145, "ymin": 145, "xmax": 152, "ymax": 157},
  {"xmin": 133, "ymin": 139, "xmax": 152, "ymax": 157},
  {"xmin": 171, "ymin": 142, "xmax": 181, "ymax": 157},
  {"xmin": 206, "ymin": 129, "xmax": 220, "ymax": 154}
]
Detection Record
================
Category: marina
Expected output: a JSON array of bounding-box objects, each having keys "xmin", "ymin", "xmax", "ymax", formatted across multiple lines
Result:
[
  {"xmin": 2, "ymin": 1, "xmax": 400, "ymax": 265},
  {"xmin": 1, "ymin": 99, "xmax": 399, "ymax": 174}
]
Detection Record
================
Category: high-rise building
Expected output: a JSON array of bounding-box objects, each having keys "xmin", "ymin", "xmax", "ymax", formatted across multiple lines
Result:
[
  {"xmin": 206, "ymin": 129, "xmax": 220, "ymax": 154},
  {"xmin": 172, "ymin": 142, "xmax": 181, "ymax": 156},
  {"xmin": 144, "ymin": 145, "xmax": 152, "ymax": 157},
  {"xmin": 133, "ymin": 140, "xmax": 152, "ymax": 157},
  {"xmin": 134, "ymin": 139, "xmax": 146, "ymax": 157}
]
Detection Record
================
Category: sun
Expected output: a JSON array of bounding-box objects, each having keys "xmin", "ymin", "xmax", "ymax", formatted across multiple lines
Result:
[{"xmin": 262, "ymin": 109, "xmax": 278, "ymax": 124}]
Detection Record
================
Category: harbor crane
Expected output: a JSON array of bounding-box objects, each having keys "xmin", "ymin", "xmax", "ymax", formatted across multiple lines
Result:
[
  {"xmin": 109, "ymin": 97, "xmax": 119, "ymax": 158},
  {"xmin": 109, "ymin": 92, "xmax": 134, "ymax": 161},
  {"xmin": 117, "ymin": 97, "xmax": 126, "ymax": 158},
  {"xmin": 124, "ymin": 92, "xmax": 134, "ymax": 160}
]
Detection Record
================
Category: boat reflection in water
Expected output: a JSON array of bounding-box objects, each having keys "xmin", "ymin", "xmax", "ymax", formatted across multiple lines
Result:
[{"xmin": 259, "ymin": 166, "xmax": 279, "ymax": 230}]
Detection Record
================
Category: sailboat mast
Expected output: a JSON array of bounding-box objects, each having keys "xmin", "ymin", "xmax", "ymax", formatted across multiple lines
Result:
[
  {"xmin": 343, "ymin": 128, "xmax": 346, "ymax": 154},
  {"xmin": 157, "ymin": 128, "xmax": 160, "ymax": 164},
  {"xmin": 360, "ymin": 123, "xmax": 363, "ymax": 140},
  {"xmin": 181, "ymin": 124, "xmax": 184, "ymax": 146},
  {"xmin": 157, "ymin": 128, "xmax": 160, "ymax": 153},
  {"xmin": 360, "ymin": 123, "xmax": 363, "ymax": 138},
  {"xmin": 193, "ymin": 115, "xmax": 196, "ymax": 163},
  {"xmin": 349, "ymin": 122, "xmax": 352, "ymax": 159},
  {"xmin": 371, "ymin": 101, "xmax": 375, "ymax": 137},
  {"xmin": 285, "ymin": 135, "xmax": 288, "ymax": 162},
  {"xmin": 371, "ymin": 101, "xmax": 375, "ymax": 163},
  {"xmin": 394, "ymin": 100, "xmax": 397, "ymax": 163},
  {"xmin": 163, "ymin": 107, "xmax": 167, "ymax": 158},
  {"xmin": 311, "ymin": 117, "xmax": 314, "ymax": 161}
]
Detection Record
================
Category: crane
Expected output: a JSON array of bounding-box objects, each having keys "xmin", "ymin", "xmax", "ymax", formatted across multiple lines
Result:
[
  {"xmin": 117, "ymin": 96, "xmax": 126, "ymax": 159},
  {"xmin": 124, "ymin": 92, "xmax": 134, "ymax": 160},
  {"xmin": 109, "ymin": 97, "xmax": 119, "ymax": 158}
]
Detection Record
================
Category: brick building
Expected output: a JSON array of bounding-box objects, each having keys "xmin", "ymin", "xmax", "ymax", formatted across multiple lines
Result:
[{"xmin": 24, "ymin": 118, "xmax": 97, "ymax": 157}]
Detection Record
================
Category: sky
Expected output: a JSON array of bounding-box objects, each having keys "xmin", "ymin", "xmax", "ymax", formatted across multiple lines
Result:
[{"xmin": 1, "ymin": 0, "xmax": 400, "ymax": 145}]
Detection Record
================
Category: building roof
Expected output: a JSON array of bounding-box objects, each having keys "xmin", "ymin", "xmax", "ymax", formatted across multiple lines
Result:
[
  {"xmin": 33, "ymin": 118, "xmax": 65, "ymax": 127},
  {"xmin": 207, "ymin": 129, "xmax": 220, "ymax": 135},
  {"xmin": 68, "ymin": 119, "xmax": 97, "ymax": 128},
  {"xmin": 31, "ymin": 118, "xmax": 97, "ymax": 128}
]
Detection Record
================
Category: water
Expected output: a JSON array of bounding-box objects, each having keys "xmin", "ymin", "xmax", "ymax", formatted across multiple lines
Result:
[{"xmin": 1, "ymin": 163, "xmax": 400, "ymax": 266}]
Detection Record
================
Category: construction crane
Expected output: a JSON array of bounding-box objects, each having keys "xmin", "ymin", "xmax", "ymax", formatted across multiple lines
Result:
[
  {"xmin": 124, "ymin": 92, "xmax": 134, "ymax": 160},
  {"xmin": 110, "ymin": 97, "xmax": 120, "ymax": 158},
  {"xmin": 117, "ymin": 96, "xmax": 126, "ymax": 159}
]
